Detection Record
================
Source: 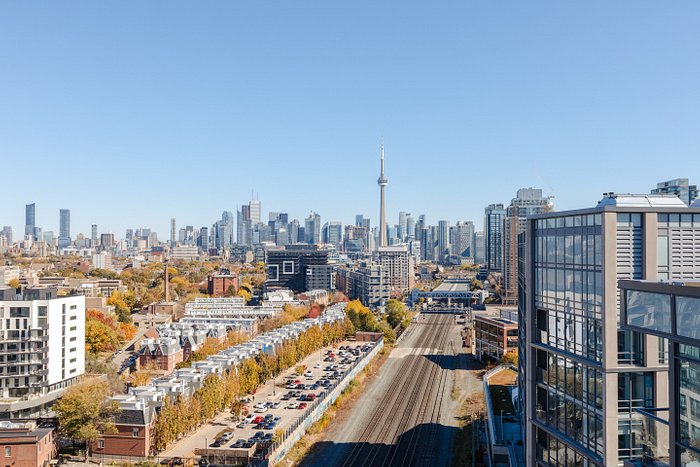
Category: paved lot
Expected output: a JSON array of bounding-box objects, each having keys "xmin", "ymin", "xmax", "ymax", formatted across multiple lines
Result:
[{"xmin": 161, "ymin": 340, "xmax": 375, "ymax": 458}]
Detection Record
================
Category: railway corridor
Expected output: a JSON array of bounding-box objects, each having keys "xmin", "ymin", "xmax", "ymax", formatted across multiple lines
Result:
[{"xmin": 302, "ymin": 313, "xmax": 468, "ymax": 467}]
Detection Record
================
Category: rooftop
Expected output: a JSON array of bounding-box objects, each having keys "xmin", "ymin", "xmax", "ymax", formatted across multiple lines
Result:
[{"xmin": 597, "ymin": 192, "xmax": 687, "ymax": 208}]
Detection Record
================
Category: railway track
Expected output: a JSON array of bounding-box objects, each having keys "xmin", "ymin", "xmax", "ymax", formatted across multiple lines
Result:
[{"xmin": 338, "ymin": 314, "xmax": 455, "ymax": 467}]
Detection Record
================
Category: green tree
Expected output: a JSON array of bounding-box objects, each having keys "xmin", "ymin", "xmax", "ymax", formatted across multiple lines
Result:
[
  {"xmin": 53, "ymin": 381, "xmax": 120, "ymax": 459},
  {"xmin": 498, "ymin": 351, "xmax": 518, "ymax": 367},
  {"xmin": 385, "ymin": 299, "xmax": 408, "ymax": 328}
]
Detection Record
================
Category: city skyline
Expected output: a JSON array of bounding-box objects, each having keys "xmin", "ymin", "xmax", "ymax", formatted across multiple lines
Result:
[
  {"xmin": 2, "ymin": 176, "xmax": 694, "ymax": 241},
  {"xmin": 2, "ymin": 3, "xmax": 700, "ymax": 236}
]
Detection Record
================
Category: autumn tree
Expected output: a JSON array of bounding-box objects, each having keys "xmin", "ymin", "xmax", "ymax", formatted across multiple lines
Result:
[
  {"xmin": 498, "ymin": 351, "xmax": 519, "ymax": 367},
  {"xmin": 54, "ymin": 380, "xmax": 120, "ymax": 459},
  {"xmin": 385, "ymin": 299, "xmax": 409, "ymax": 328},
  {"xmin": 107, "ymin": 290, "xmax": 132, "ymax": 323}
]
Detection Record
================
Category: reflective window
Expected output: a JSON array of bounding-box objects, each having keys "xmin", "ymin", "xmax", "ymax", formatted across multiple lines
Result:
[
  {"xmin": 625, "ymin": 290, "xmax": 671, "ymax": 334},
  {"xmin": 677, "ymin": 297, "xmax": 700, "ymax": 340},
  {"xmin": 679, "ymin": 347, "xmax": 700, "ymax": 450}
]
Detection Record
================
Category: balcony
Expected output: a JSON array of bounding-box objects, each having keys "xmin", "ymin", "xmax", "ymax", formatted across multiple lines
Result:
[{"xmin": 622, "ymin": 408, "xmax": 670, "ymax": 467}]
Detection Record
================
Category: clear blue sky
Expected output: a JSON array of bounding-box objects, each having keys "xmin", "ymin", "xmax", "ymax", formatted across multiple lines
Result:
[{"xmin": 2, "ymin": 2, "xmax": 699, "ymax": 237}]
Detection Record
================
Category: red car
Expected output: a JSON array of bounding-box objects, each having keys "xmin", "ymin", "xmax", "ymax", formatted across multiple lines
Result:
[
  {"xmin": 298, "ymin": 402, "xmax": 308, "ymax": 409},
  {"xmin": 253, "ymin": 416, "xmax": 264, "ymax": 424}
]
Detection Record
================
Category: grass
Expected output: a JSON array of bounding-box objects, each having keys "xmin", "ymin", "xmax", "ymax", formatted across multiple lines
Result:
[{"xmin": 452, "ymin": 393, "xmax": 486, "ymax": 466}]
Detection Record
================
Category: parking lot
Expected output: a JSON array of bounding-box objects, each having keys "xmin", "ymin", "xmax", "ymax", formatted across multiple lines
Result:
[
  {"xmin": 207, "ymin": 342, "xmax": 374, "ymax": 452},
  {"xmin": 156, "ymin": 340, "xmax": 378, "ymax": 463}
]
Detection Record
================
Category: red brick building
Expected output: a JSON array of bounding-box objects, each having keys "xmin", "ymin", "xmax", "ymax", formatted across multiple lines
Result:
[
  {"xmin": 0, "ymin": 421, "xmax": 56, "ymax": 467},
  {"xmin": 138, "ymin": 338, "xmax": 184, "ymax": 372},
  {"xmin": 207, "ymin": 269, "xmax": 238, "ymax": 297},
  {"xmin": 92, "ymin": 397, "xmax": 155, "ymax": 459}
]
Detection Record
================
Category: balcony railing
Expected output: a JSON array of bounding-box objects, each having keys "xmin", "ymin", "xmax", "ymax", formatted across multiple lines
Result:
[{"xmin": 627, "ymin": 408, "xmax": 670, "ymax": 466}]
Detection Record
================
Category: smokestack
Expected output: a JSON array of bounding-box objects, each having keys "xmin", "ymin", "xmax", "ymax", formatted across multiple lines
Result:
[{"xmin": 164, "ymin": 261, "xmax": 170, "ymax": 302}]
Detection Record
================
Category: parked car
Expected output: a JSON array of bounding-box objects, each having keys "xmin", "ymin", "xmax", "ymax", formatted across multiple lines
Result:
[
  {"xmin": 255, "ymin": 406, "xmax": 268, "ymax": 413},
  {"xmin": 271, "ymin": 401, "xmax": 281, "ymax": 409},
  {"xmin": 230, "ymin": 439, "xmax": 245, "ymax": 449},
  {"xmin": 298, "ymin": 402, "xmax": 308, "ymax": 409},
  {"xmin": 287, "ymin": 402, "xmax": 299, "ymax": 409}
]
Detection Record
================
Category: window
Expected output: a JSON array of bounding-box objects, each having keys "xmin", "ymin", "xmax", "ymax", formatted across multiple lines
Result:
[
  {"xmin": 132, "ymin": 428, "xmax": 139, "ymax": 437},
  {"xmin": 69, "ymin": 337, "xmax": 76, "ymax": 342},
  {"xmin": 98, "ymin": 440, "xmax": 104, "ymax": 449},
  {"xmin": 4, "ymin": 447, "xmax": 9, "ymax": 457},
  {"xmin": 69, "ymin": 315, "xmax": 77, "ymax": 321},
  {"xmin": 69, "ymin": 326, "xmax": 77, "ymax": 331},
  {"xmin": 70, "ymin": 305, "xmax": 77, "ymax": 310}
]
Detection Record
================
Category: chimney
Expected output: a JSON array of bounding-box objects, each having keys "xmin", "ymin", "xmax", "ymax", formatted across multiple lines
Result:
[{"xmin": 164, "ymin": 261, "xmax": 170, "ymax": 302}]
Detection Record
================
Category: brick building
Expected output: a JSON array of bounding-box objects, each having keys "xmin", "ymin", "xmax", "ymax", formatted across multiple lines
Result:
[
  {"xmin": 0, "ymin": 421, "xmax": 56, "ymax": 467},
  {"xmin": 138, "ymin": 338, "xmax": 184, "ymax": 372},
  {"xmin": 207, "ymin": 269, "xmax": 239, "ymax": 297},
  {"xmin": 92, "ymin": 395, "xmax": 155, "ymax": 459}
]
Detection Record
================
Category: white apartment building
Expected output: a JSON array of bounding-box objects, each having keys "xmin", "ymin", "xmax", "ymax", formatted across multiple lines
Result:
[{"xmin": 0, "ymin": 287, "xmax": 85, "ymax": 420}]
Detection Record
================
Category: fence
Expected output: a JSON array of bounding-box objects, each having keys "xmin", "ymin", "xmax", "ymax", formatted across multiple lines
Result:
[{"xmin": 249, "ymin": 337, "xmax": 384, "ymax": 466}]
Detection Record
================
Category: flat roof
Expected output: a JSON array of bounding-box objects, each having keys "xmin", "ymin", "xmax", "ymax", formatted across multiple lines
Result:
[{"xmin": 433, "ymin": 280, "xmax": 471, "ymax": 293}]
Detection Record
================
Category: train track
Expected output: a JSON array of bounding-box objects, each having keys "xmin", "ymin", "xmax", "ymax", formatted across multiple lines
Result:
[{"xmin": 338, "ymin": 314, "xmax": 454, "ymax": 467}]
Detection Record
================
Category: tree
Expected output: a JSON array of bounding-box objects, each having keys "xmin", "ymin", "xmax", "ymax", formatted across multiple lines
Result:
[
  {"xmin": 498, "ymin": 351, "xmax": 518, "ymax": 367},
  {"xmin": 470, "ymin": 278, "xmax": 483, "ymax": 291},
  {"xmin": 385, "ymin": 299, "xmax": 408, "ymax": 328},
  {"xmin": 53, "ymin": 380, "xmax": 120, "ymax": 459},
  {"xmin": 107, "ymin": 291, "xmax": 132, "ymax": 323},
  {"xmin": 7, "ymin": 278, "xmax": 20, "ymax": 289},
  {"xmin": 85, "ymin": 319, "xmax": 120, "ymax": 354}
]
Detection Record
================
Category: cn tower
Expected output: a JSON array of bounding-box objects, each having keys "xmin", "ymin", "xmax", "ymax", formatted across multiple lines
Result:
[{"xmin": 377, "ymin": 142, "xmax": 388, "ymax": 248}]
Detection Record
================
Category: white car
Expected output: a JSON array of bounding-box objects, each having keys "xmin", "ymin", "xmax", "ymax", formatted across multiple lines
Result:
[
  {"xmin": 286, "ymin": 402, "xmax": 299, "ymax": 409},
  {"xmin": 304, "ymin": 370, "xmax": 314, "ymax": 378},
  {"xmin": 255, "ymin": 406, "xmax": 269, "ymax": 413},
  {"xmin": 243, "ymin": 414, "xmax": 255, "ymax": 423},
  {"xmin": 253, "ymin": 402, "xmax": 266, "ymax": 410}
]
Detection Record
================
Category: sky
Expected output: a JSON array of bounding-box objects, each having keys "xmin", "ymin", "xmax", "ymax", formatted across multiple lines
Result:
[{"xmin": 1, "ymin": 2, "xmax": 699, "ymax": 237}]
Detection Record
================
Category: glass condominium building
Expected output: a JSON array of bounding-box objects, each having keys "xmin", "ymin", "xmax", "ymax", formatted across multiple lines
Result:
[{"xmin": 519, "ymin": 193, "xmax": 700, "ymax": 466}]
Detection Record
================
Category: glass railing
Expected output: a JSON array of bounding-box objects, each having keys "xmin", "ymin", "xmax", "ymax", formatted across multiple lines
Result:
[{"xmin": 629, "ymin": 408, "xmax": 670, "ymax": 466}]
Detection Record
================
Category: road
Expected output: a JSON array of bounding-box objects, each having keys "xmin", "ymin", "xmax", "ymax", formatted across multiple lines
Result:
[{"xmin": 301, "ymin": 313, "xmax": 471, "ymax": 467}]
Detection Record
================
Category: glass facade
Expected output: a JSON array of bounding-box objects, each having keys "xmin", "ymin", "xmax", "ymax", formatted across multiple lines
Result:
[
  {"xmin": 532, "ymin": 214, "xmax": 604, "ymax": 463},
  {"xmin": 677, "ymin": 297, "xmax": 700, "ymax": 340},
  {"xmin": 626, "ymin": 290, "xmax": 672, "ymax": 334},
  {"xmin": 678, "ymin": 344, "xmax": 700, "ymax": 464}
]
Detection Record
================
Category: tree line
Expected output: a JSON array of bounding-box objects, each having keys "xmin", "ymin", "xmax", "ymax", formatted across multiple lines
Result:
[{"xmin": 150, "ymin": 319, "xmax": 349, "ymax": 452}]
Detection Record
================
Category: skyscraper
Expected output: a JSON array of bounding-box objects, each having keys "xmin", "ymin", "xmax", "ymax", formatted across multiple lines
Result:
[
  {"xmin": 484, "ymin": 203, "xmax": 506, "ymax": 272},
  {"xmin": 450, "ymin": 221, "xmax": 475, "ymax": 258},
  {"xmin": 58, "ymin": 209, "xmax": 71, "ymax": 248},
  {"xmin": 305, "ymin": 212, "xmax": 321, "ymax": 245},
  {"xmin": 170, "ymin": 218, "xmax": 176, "ymax": 245},
  {"xmin": 25, "ymin": 203, "xmax": 35, "ymax": 239},
  {"xmin": 91, "ymin": 224, "xmax": 98, "ymax": 248},
  {"xmin": 377, "ymin": 143, "xmax": 388, "ymax": 248},
  {"xmin": 437, "ymin": 220, "xmax": 450, "ymax": 264},
  {"xmin": 249, "ymin": 199, "xmax": 261, "ymax": 224},
  {"xmin": 502, "ymin": 188, "xmax": 553, "ymax": 305},
  {"xmin": 519, "ymin": 193, "xmax": 700, "ymax": 465},
  {"xmin": 398, "ymin": 211, "xmax": 407, "ymax": 241}
]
